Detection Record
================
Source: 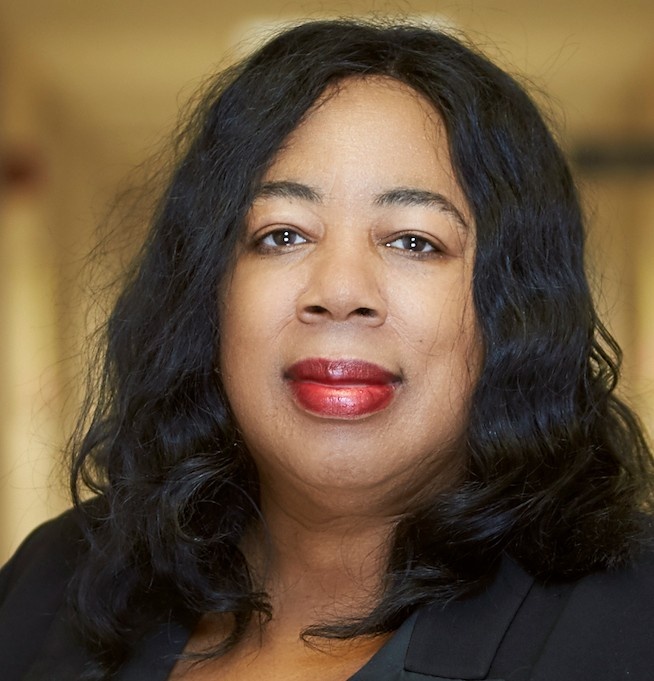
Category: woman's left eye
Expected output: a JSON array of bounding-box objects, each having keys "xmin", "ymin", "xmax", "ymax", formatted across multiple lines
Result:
[
  {"xmin": 384, "ymin": 234, "xmax": 439, "ymax": 254},
  {"xmin": 258, "ymin": 228, "xmax": 308, "ymax": 249}
]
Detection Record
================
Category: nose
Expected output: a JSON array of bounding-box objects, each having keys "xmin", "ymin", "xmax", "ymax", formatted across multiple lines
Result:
[{"xmin": 296, "ymin": 243, "xmax": 387, "ymax": 325}]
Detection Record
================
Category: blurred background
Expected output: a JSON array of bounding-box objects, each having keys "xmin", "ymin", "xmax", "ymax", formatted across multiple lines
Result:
[{"xmin": 1, "ymin": 0, "xmax": 653, "ymax": 562}]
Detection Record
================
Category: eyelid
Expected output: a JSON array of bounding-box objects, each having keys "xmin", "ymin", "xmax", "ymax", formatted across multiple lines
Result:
[
  {"xmin": 252, "ymin": 225, "xmax": 311, "ymax": 252},
  {"xmin": 383, "ymin": 231, "xmax": 444, "ymax": 256}
]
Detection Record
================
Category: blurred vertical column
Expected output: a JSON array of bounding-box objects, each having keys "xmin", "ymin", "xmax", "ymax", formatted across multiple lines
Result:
[
  {"xmin": 0, "ymin": 37, "xmax": 66, "ymax": 562},
  {"xmin": 0, "ymin": 31, "xmax": 114, "ymax": 562},
  {"xmin": 631, "ymin": 59, "xmax": 654, "ymax": 437},
  {"xmin": 575, "ymin": 57, "xmax": 654, "ymax": 441}
]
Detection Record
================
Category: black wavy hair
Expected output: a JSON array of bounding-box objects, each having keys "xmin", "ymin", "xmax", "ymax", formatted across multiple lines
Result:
[{"xmin": 69, "ymin": 18, "xmax": 654, "ymax": 678}]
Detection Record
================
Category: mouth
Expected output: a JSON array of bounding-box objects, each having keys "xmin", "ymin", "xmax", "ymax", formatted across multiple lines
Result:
[{"xmin": 284, "ymin": 358, "xmax": 401, "ymax": 419}]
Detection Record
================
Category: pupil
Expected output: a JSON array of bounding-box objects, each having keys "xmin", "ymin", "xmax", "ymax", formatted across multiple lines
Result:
[
  {"xmin": 404, "ymin": 235, "xmax": 419, "ymax": 250},
  {"xmin": 275, "ymin": 230, "xmax": 294, "ymax": 245}
]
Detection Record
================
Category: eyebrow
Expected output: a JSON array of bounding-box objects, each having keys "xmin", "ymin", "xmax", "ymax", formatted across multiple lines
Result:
[
  {"xmin": 254, "ymin": 181, "xmax": 468, "ymax": 230},
  {"xmin": 255, "ymin": 180, "xmax": 322, "ymax": 203},
  {"xmin": 374, "ymin": 188, "xmax": 469, "ymax": 230}
]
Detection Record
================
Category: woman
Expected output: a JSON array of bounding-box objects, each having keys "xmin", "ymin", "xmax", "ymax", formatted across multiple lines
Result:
[{"xmin": 1, "ymin": 19, "xmax": 653, "ymax": 681}]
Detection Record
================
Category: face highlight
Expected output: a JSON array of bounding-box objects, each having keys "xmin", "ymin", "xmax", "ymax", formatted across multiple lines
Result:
[{"xmin": 219, "ymin": 77, "xmax": 481, "ymax": 514}]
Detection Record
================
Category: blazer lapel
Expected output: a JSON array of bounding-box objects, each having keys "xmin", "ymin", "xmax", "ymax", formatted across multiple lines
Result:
[{"xmin": 405, "ymin": 558, "xmax": 534, "ymax": 680}]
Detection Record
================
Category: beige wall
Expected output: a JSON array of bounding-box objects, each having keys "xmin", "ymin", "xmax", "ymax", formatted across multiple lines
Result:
[
  {"xmin": 630, "ymin": 59, "xmax": 654, "ymax": 428},
  {"xmin": 1, "ymin": 47, "xmax": 65, "ymax": 557},
  {"xmin": 581, "ymin": 56, "xmax": 654, "ymax": 430},
  {"xmin": 0, "ymin": 36, "xmax": 122, "ymax": 559}
]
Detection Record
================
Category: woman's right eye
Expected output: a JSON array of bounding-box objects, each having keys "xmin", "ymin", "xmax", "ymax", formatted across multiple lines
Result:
[{"xmin": 256, "ymin": 228, "xmax": 308, "ymax": 250}]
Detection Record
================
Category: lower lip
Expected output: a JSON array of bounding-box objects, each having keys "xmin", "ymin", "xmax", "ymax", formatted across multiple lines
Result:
[{"xmin": 289, "ymin": 382, "xmax": 396, "ymax": 418}]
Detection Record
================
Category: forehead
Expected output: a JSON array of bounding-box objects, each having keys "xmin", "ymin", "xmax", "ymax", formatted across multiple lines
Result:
[
  {"xmin": 277, "ymin": 75, "xmax": 448, "ymax": 165},
  {"xmin": 259, "ymin": 76, "xmax": 472, "ymax": 227},
  {"xmin": 311, "ymin": 75, "xmax": 443, "ymax": 135}
]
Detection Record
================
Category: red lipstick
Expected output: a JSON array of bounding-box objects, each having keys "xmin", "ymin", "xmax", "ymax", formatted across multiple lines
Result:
[{"xmin": 285, "ymin": 358, "xmax": 399, "ymax": 418}]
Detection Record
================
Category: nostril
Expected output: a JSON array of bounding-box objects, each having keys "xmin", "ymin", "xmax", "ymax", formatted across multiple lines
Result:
[
  {"xmin": 298, "ymin": 303, "xmax": 383, "ymax": 323},
  {"xmin": 305, "ymin": 305, "xmax": 328, "ymax": 315}
]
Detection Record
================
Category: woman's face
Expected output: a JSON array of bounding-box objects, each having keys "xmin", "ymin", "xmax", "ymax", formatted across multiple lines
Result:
[{"xmin": 220, "ymin": 77, "xmax": 481, "ymax": 514}]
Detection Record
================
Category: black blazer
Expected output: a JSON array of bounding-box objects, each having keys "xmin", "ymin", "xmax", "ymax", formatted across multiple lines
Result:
[{"xmin": 1, "ymin": 511, "xmax": 654, "ymax": 680}]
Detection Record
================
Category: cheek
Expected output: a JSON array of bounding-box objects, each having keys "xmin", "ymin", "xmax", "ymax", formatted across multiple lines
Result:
[
  {"xmin": 219, "ymin": 264, "xmax": 295, "ymax": 410},
  {"xmin": 398, "ymin": 277, "xmax": 481, "ymax": 410},
  {"xmin": 221, "ymin": 264, "xmax": 291, "ymax": 347},
  {"xmin": 394, "ymin": 271, "xmax": 477, "ymax": 353}
]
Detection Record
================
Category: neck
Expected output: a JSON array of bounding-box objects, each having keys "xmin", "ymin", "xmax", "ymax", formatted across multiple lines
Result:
[{"xmin": 243, "ymin": 487, "xmax": 399, "ymax": 630}]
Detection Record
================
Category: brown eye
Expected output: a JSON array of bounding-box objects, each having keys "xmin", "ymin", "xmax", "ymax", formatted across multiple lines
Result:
[
  {"xmin": 385, "ymin": 234, "xmax": 438, "ymax": 253},
  {"xmin": 260, "ymin": 229, "xmax": 308, "ymax": 248}
]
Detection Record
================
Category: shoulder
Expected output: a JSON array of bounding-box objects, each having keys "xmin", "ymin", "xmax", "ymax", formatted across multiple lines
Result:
[
  {"xmin": 0, "ymin": 508, "xmax": 85, "ymax": 602},
  {"xmin": 563, "ymin": 538, "xmax": 654, "ymax": 611},
  {"xmin": 0, "ymin": 508, "xmax": 86, "ymax": 680},
  {"xmin": 407, "ymin": 545, "xmax": 654, "ymax": 680},
  {"xmin": 524, "ymin": 542, "xmax": 654, "ymax": 679}
]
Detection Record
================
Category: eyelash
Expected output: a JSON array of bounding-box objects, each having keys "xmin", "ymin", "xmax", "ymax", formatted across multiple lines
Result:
[
  {"xmin": 253, "ymin": 228, "xmax": 309, "ymax": 253},
  {"xmin": 384, "ymin": 234, "xmax": 441, "ymax": 257},
  {"xmin": 252, "ymin": 227, "xmax": 442, "ymax": 258}
]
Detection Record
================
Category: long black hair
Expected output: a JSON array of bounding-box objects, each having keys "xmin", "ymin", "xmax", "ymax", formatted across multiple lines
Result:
[{"xmin": 69, "ymin": 18, "xmax": 654, "ymax": 678}]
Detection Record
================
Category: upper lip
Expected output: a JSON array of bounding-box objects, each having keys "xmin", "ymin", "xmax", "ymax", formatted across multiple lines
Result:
[{"xmin": 285, "ymin": 358, "xmax": 400, "ymax": 385}]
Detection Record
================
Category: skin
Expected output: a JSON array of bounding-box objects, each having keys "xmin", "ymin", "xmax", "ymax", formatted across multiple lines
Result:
[{"xmin": 174, "ymin": 76, "xmax": 481, "ymax": 680}]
